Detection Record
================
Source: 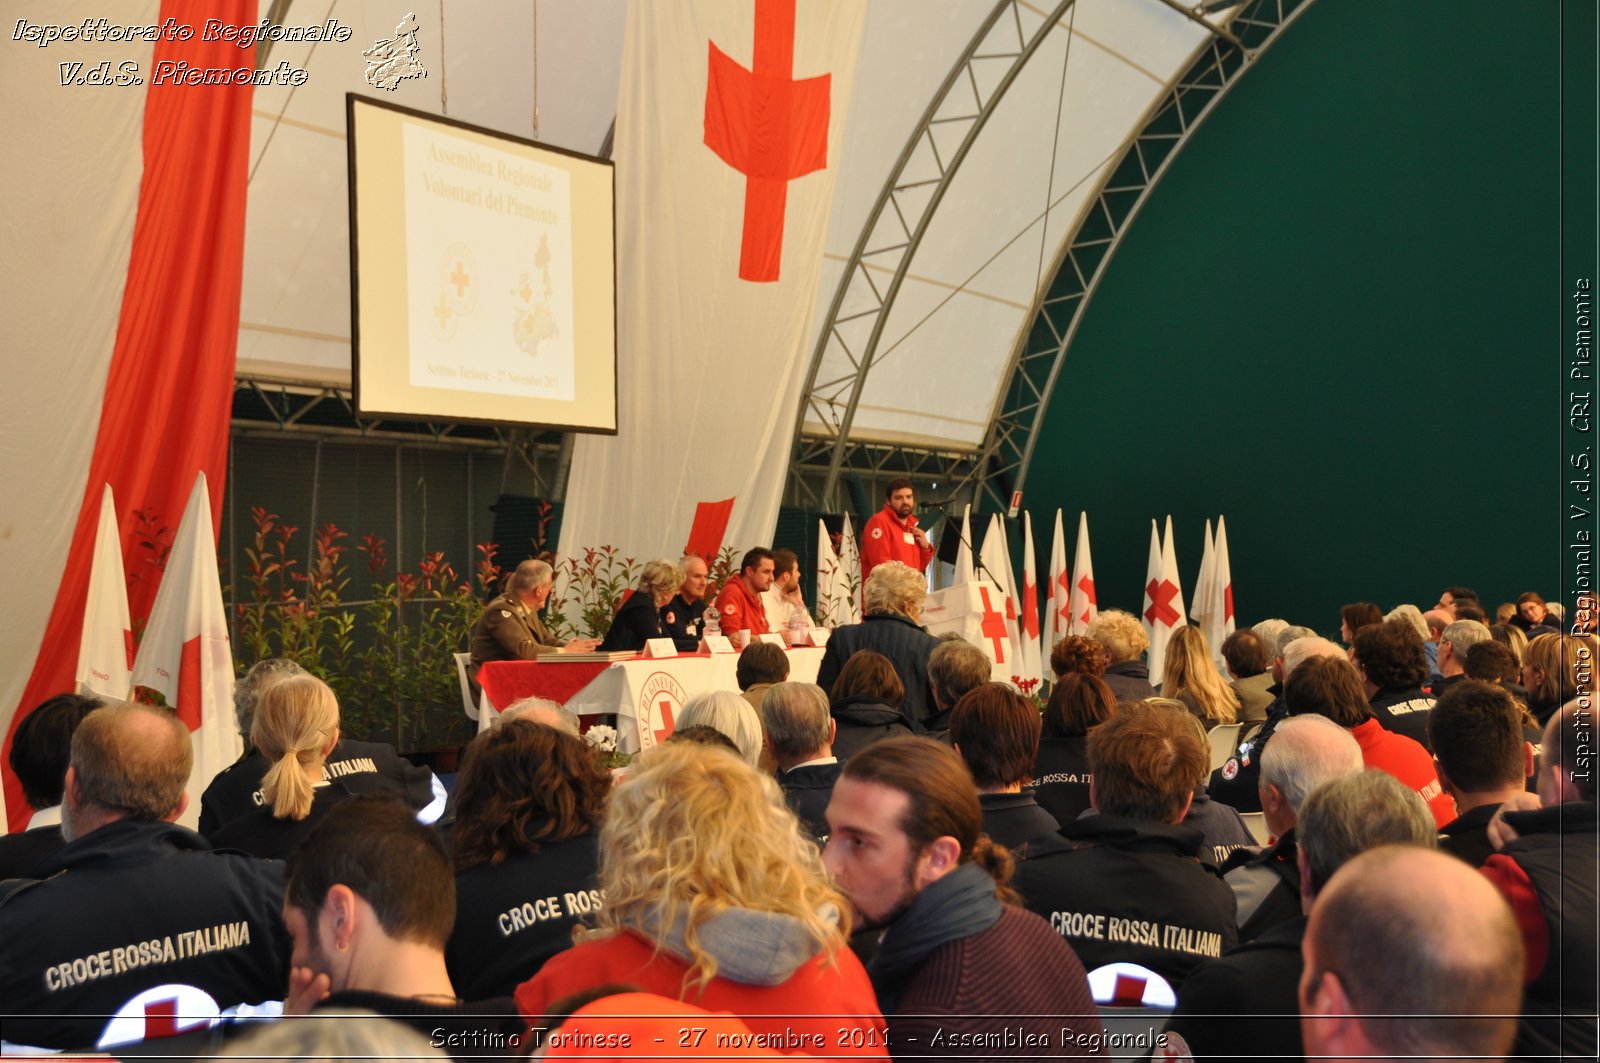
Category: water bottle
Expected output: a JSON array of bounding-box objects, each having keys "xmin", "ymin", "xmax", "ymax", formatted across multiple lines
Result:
[
  {"xmin": 702, "ymin": 606, "xmax": 721, "ymax": 641},
  {"xmin": 787, "ymin": 610, "xmax": 808, "ymax": 647}
]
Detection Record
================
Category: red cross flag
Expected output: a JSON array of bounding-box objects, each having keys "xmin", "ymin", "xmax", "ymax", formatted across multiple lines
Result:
[
  {"xmin": 1192, "ymin": 516, "xmax": 1236, "ymax": 666},
  {"xmin": 556, "ymin": 0, "xmax": 867, "ymax": 578},
  {"xmin": 129, "ymin": 472, "xmax": 240, "ymax": 831},
  {"xmin": 979, "ymin": 514, "xmax": 1021, "ymax": 669},
  {"xmin": 952, "ymin": 504, "xmax": 975, "ymax": 587},
  {"xmin": 1215, "ymin": 514, "xmax": 1236, "ymax": 637},
  {"xmin": 1142, "ymin": 515, "xmax": 1188, "ymax": 680},
  {"xmin": 76, "ymin": 484, "xmax": 133, "ymax": 701},
  {"xmin": 1068, "ymin": 510, "xmax": 1098, "ymax": 637},
  {"xmin": 1048, "ymin": 509, "xmax": 1072, "ymax": 651},
  {"xmin": 1018, "ymin": 511, "xmax": 1043, "ymax": 686}
]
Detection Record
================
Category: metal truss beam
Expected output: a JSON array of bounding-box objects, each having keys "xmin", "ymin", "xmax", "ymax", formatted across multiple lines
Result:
[
  {"xmin": 790, "ymin": 0, "xmax": 1077, "ymax": 511},
  {"xmin": 973, "ymin": 0, "xmax": 1314, "ymax": 514}
]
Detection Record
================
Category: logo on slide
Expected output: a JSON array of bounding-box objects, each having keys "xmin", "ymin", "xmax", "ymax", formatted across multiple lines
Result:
[
  {"xmin": 430, "ymin": 244, "xmax": 478, "ymax": 341},
  {"xmin": 511, "ymin": 234, "xmax": 561, "ymax": 356},
  {"xmin": 364, "ymin": 13, "xmax": 428, "ymax": 92}
]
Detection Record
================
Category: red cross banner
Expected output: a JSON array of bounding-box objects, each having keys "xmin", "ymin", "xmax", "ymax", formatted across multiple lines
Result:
[
  {"xmin": 1018, "ymin": 511, "xmax": 1043, "ymax": 685},
  {"xmin": 557, "ymin": 0, "xmax": 867, "ymax": 576},
  {"xmin": 1048, "ymin": 509, "xmax": 1072, "ymax": 650},
  {"xmin": 1068, "ymin": 509, "xmax": 1098, "ymax": 637},
  {"xmin": 1142, "ymin": 514, "xmax": 1188, "ymax": 680}
]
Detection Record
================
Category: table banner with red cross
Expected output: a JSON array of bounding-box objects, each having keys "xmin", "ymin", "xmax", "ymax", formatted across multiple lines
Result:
[{"xmin": 921, "ymin": 580, "xmax": 1015, "ymax": 684}]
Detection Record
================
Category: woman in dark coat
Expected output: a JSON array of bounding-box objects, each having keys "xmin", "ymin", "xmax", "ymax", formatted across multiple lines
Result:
[
  {"xmin": 828, "ymin": 650, "xmax": 916, "ymax": 761},
  {"xmin": 598, "ymin": 558, "xmax": 684, "ymax": 652}
]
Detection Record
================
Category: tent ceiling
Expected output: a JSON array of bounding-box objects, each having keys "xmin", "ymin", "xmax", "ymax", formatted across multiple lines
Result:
[{"xmin": 238, "ymin": 0, "xmax": 1240, "ymax": 468}]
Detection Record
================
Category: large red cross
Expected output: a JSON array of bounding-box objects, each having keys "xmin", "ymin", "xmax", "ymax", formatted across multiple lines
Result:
[
  {"xmin": 703, "ymin": 0, "xmax": 831, "ymax": 282},
  {"xmin": 654, "ymin": 700, "xmax": 677, "ymax": 746},
  {"xmin": 1145, "ymin": 579, "xmax": 1180, "ymax": 628},
  {"xmin": 978, "ymin": 586, "xmax": 1008, "ymax": 664}
]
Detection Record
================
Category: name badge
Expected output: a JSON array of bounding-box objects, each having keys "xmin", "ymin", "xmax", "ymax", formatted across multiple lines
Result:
[{"xmin": 903, "ymin": 531, "xmax": 914, "ymax": 544}]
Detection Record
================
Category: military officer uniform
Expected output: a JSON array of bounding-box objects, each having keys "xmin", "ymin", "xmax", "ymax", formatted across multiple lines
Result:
[{"xmin": 470, "ymin": 592, "xmax": 563, "ymax": 675}]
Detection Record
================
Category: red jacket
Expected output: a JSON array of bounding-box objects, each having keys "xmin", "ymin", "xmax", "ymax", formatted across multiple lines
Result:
[
  {"xmin": 515, "ymin": 929, "xmax": 888, "ymax": 1058},
  {"xmin": 861, "ymin": 505, "xmax": 935, "ymax": 581},
  {"xmin": 713, "ymin": 576, "xmax": 769, "ymax": 637},
  {"xmin": 1349, "ymin": 718, "xmax": 1456, "ymax": 828}
]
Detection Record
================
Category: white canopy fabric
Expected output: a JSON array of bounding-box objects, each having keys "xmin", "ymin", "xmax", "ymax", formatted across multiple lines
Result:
[{"xmin": 237, "ymin": 0, "xmax": 1240, "ymax": 454}]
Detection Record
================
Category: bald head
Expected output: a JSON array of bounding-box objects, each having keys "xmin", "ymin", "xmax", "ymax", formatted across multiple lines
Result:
[
  {"xmin": 65, "ymin": 702, "xmax": 193, "ymax": 840},
  {"xmin": 1300, "ymin": 846, "xmax": 1522, "ymax": 1061},
  {"xmin": 1541, "ymin": 704, "xmax": 1595, "ymax": 805}
]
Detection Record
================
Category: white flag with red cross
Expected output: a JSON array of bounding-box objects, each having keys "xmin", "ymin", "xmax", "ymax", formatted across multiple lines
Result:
[
  {"xmin": 129, "ymin": 472, "xmax": 240, "ymax": 830},
  {"xmin": 1214, "ymin": 514, "xmax": 1236, "ymax": 641},
  {"xmin": 1047, "ymin": 509, "xmax": 1071, "ymax": 652},
  {"xmin": 1068, "ymin": 510, "xmax": 1098, "ymax": 636},
  {"xmin": 1018, "ymin": 511, "xmax": 1043, "ymax": 687},
  {"xmin": 1142, "ymin": 515, "xmax": 1188, "ymax": 681},
  {"xmin": 1192, "ymin": 517, "xmax": 1219, "ymax": 647},
  {"xmin": 76, "ymin": 483, "xmax": 134, "ymax": 701},
  {"xmin": 978, "ymin": 514, "xmax": 1021, "ymax": 670}
]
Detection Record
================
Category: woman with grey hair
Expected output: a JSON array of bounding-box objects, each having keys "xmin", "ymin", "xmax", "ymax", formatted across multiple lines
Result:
[
  {"xmin": 674, "ymin": 689, "xmax": 765, "ymax": 766},
  {"xmin": 815, "ymin": 561, "xmax": 943, "ymax": 730},
  {"xmin": 598, "ymin": 558, "xmax": 684, "ymax": 652}
]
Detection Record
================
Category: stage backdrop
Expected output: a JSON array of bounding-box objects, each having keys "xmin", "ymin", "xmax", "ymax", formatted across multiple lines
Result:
[{"xmin": 556, "ymin": 0, "xmax": 867, "ymax": 575}]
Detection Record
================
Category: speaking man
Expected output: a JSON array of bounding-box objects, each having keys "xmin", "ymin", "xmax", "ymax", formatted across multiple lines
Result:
[{"xmin": 860, "ymin": 478, "xmax": 934, "ymax": 581}]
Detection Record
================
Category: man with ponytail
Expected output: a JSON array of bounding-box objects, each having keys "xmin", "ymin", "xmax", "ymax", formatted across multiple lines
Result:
[
  {"xmin": 207, "ymin": 675, "xmax": 354, "ymax": 860},
  {"xmin": 823, "ymin": 737, "xmax": 1102, "ymax": 1056}
]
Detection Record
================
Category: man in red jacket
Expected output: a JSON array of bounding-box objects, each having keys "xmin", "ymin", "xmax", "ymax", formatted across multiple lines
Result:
[
  {"xmin": 712, "ymin": 547, "xmax": 775, "ymax": 641},
  {"xmin": 860, "ymin": 479, "xmax": 934, "ymax": 582}
]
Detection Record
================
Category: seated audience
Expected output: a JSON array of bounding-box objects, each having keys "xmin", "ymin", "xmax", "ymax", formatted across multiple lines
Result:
[
  {"xmin": 1166, "ymin": 770, "xmax": 1439, "ymax": 1061},
  {"xmin": 200, "ymin": 658, "xmax": 443, "ymax": 835},
  {"xmin": 822, "ymin": 737, "xmax": 1101, "ymax": 1052},
  {"xmin": 758, "ymin": 682, "xmax": 839, "ymax": 843},
  {"xmin": 495, "ymin": 695, "xmax": 579, "ymax": 732},
  {"xmin": 711, "ymin": 547, "xmax": 775, "ymax": 641},
  {"xmin": 1208, "ymin": 629, "xmax": 1331, "ymax": 813},
  {"xmin": 674, "ymin": 689, "xmax": 764, "ymax": 768},
  {"xmin": 949, "ymin": 683, "xmax": 1059, "ymax": 855},
  {"xmin": 515, "ymin": 742, "xmax": 888, "ymax": 1051},
  {"xmin": 1522, "ymin": 631, "xmax": 1595, "ymax": 723},
  {"xmin": 1428, "ymin": 618, "xmax": 1491, "ymax": 697},
  {"xmin": 660, "ymin": 554, "xmax": 710, "ymax": 652},
  {"xmin": 446, "ymin": 720, "xmax": 608, "ymax": 1000},
  {"xmin": 597, "ymin": 558, "xmax": 682, "ymax": 652},
  {"xmin": 1048, "ymin": 634, "xmax": 1110, "ymax": 680},
  {"xmin": 1162, "ymin": 708, "xmax": 1257, "ymax": 865},
  {"xmin": 1435, "ymin": 585, "xmax": 1481, "ymax": 619},
  {"xmin": 0, "ymin": 703, "xmax": 289, "ymax": 1051},
  {"xmin": 816, "ymin": 561, "xmax": 941, "ymax": 729},
  {"xmin": 208, "ymin": 675, "xmax": 356, "ymax": 859},
  {"xmin": 470, "ymin": 560, "xmax": 600, "ymax": 672},
  {"xmin": 1429, "ymin": 680, "xmax": 1535, "ymax": 867},
  {"xmin": 1162, "ymin": 624, "xmax": 1240, "ymax": 731},
  {"xmin": 1032, "ymin": 672, "xmax": 1116, "ymax": 823},
  {"xmin": 1338, "ymin": 602, "xmax": 1382, "ymax": 644},
  {"xmin": 283, "ymin": 798, "xmax": 524, "ymax": 1056},
  {"xmin": 1220, "ymin": 628, "xmax": 1275, "ymax": 728},
  {"xmin": 1299, "ymin": 846, "xmax": 1523, "ymax": 1063},
  {"xmin": 924, "ymin": 636, "xmax": 993, "ymax": 734},
  {"xmin": 1350, "ymin": 618, "xmax": 1437, "ymax": 750},
  {"xmin": 1482, "ymin": 704, "xmax": 1598, "ymax": 1060},
  {"xmin": 825, "ymin": 650, "xmax": 914, "ymax": 760},
  {"xmin": 1423, "ymin": 606, "xmax": 1453, "ymax": 673},
  {"xmin": 736, "ymin": 640, "xmax": 790, "ymax": 717},
  {"xmin": 0, "ymin": 692, "xmax": 100, "ymax": 878},
  {"xmin": 1085, "ymin": 609, "xmax": 1155, "ymax": 700},
  {"xmin": 1510, "ymin": 591, "xmax": 1561, "ymax": 637},
  {"xmin": 1284, "ymin": 654, "xmax": 1455, "ymax": 828},
  {"xmin": 1012, "ymin": 699, "xmax": 1238, "ymax": 987},
  {"xmin": 1219, "ymin": 715, "xmax": 1363, "ymax": 942}
]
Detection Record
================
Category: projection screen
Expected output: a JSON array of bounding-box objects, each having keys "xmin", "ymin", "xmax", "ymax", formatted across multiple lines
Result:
[{"xmin": 348, "ymin": 94, "xmax": 616, "ymax": 432}]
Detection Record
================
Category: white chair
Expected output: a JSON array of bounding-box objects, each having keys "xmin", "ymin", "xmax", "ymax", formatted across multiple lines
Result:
[
  {"xmin": 1206, "ymin": 722, "xmax": 1242, "ymax": 772},
  {"xmin": 453, "ymin": 652, "xmax": 478, "ymax": 722},
  {"xmin": 1240, "ymin": 811, "xmax": 1272, "ymax": 846}
]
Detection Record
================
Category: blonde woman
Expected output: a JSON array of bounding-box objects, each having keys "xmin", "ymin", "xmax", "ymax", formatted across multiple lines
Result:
[
  {"xmin": 598, "ymin": 558, "xmax": 684, "ymax": 653},
  {"xmin": 1523, "ymin": 632, "xmax": 1598, "ymax": 724},
  {"xmin": 1085, "ymin": 608, "xmax": 1156, "ymax": 700},
  {"xmin": 207, "ymin": 674, "xmax": 348, "ymax": 859},
  {"xmin": 513, "ymin": 741, "xmax": 889, "ymax": 1055},
  {"xmin": 1161, "ymin": 624, "xmax": 1240, "ymax": 730}
]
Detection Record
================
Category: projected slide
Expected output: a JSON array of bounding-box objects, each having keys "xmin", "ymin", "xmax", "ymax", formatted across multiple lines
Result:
[{"xmin": 350, "ymin": 96, "xmax": 615, "ymax": 431}]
